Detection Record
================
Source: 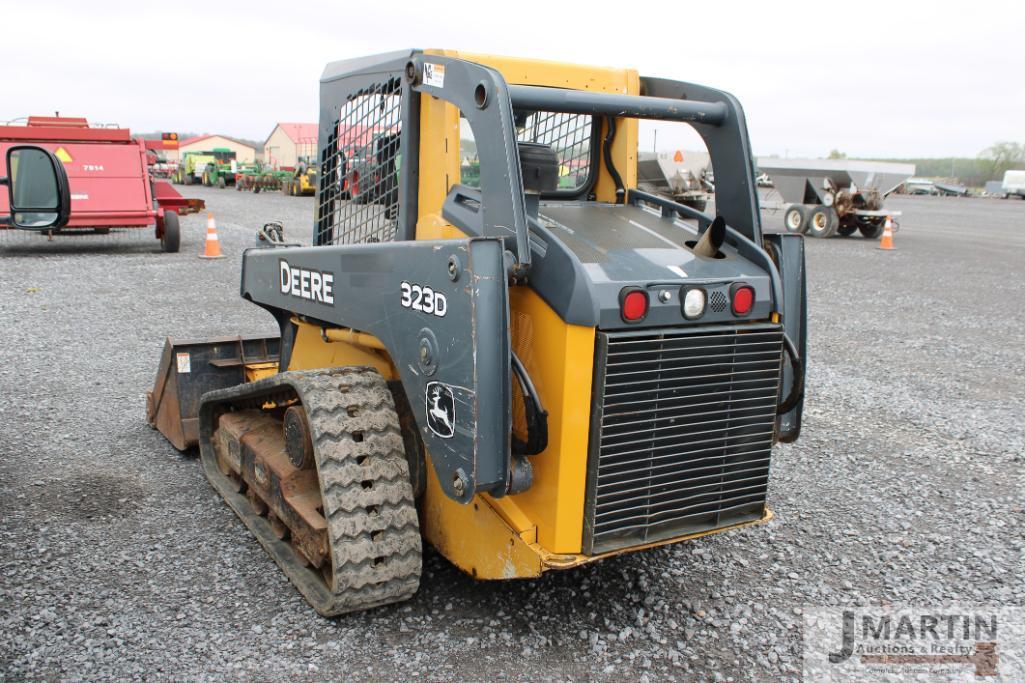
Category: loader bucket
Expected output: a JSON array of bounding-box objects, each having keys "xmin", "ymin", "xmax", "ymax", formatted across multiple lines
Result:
[{"xmin": 146, "ymin": 335, "xmax": 280, "ymax": 450}]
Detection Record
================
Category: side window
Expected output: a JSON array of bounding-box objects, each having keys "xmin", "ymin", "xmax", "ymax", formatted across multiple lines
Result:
[
  {"xmin": 459, "ymin": 111, "xmax": 593, "ymax": 193},
  {"xmin": 316, "ymin": 77, "xmax": 403, "ymax": 245},
  {"xmin": 517, "ymin": 112, "xmax": 593, "ymax": 193},
  {"xmin": 459, "ymin": 117, "xmax": 479, "ymax": 188},
  {"xmin": 636, "ymin": 120, "xmax": 714, "ymax": 218}
]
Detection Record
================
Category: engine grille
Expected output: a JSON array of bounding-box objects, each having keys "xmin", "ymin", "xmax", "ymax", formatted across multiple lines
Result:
[{"xmin": 583, "ymin": 324, "xmax": 784, "ymax": 554}]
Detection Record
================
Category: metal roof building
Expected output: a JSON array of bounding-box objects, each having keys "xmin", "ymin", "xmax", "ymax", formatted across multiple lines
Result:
[
  {"xmin": 263, "ymin": 123, "xmax": 318, "ymax": 169},
  {"xmin": 179, "ymin": 134, "xmax": 257, "ymax": 163}
]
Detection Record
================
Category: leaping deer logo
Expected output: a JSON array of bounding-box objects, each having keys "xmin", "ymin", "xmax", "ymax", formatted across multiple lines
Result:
[{"xmin": 426, "ymin": 383, "xmax": 455, "ymax": 438}]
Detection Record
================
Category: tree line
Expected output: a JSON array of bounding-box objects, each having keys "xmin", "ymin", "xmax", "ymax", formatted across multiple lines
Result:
[{"xmin": 827, "ymin": 142, "xmax": 1024, "ymax": 187}]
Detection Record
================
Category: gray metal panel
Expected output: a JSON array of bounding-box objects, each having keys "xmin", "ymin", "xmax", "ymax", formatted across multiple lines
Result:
[
  {"xmin": 764, "ymin": 234, "xmax": 806, "ymax": 442},
  {"xmin": 320, "ymin": 51, "xmax": 419, "ymax": 84},
  {"xmin": 407, "ymin": 54, "xmax": 531, "ymax": 272},
  {"xmin": 530, "ymin": 202, "xmax": 774, "ymax": 329},
  {"xmin": 757, "ymin": 159, "xmax": 916, "ymax": 199},
  {"xmin": 636, "ymin": 157, "xmax": 673, "ymax": 191},
  {"xmin": 239, "ymin": 238, "xmax": 510, "ymax": 503},
  {"xmin": 507, "ymin": 85, "xmax": 727, "ymax": 124}
]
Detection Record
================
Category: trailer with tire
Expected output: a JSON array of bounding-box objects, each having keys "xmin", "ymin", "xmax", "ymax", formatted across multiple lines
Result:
[
  {"xmin": 758, "ymin": 159, "xmax": 914, "ymax": 238},
  {"xmin": 0, "ymin": 116, "xmax": 204, "ymax": 251},
  {"xmin": 637, "ymin": 151, "xmax": 712, "ymax": 212}
]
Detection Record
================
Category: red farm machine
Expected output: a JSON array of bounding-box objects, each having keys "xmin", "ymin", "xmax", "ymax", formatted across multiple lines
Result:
[{"xmin": 0, "ymin": 116, "xmax": 204, "ymax": 251}]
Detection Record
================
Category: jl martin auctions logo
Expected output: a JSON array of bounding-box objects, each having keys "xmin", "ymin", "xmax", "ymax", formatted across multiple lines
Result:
[
  {"xmin": 279, "ymin": 260, "xmax": 334, "ymax": 305},
  {"xmin": 829, "ymin": 610, "xmax": 999, "ymax": 677}
]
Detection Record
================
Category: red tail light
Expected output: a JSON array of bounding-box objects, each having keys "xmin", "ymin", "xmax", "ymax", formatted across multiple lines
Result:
[
  {"xmin": 731, "ymin": 284, "xmax": 755, "ymax": 316},
  {"xmin": 619, "ymin": 288, "xmax": 649, "ymax": 323}
]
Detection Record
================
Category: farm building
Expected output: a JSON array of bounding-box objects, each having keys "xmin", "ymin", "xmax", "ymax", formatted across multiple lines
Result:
[
  {"xmin": 178, "ymin": 134, "xmax": 257, "ymax": 163},
  {"xmin": 263, "ymin": 123, "xmax": 318, "ymax": 168}
]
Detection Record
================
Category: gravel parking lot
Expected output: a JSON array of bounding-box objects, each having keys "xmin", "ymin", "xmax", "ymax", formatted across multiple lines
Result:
[{"xmin": 1, "ymin": 187, "xmax": 1022, "ymax": 681}]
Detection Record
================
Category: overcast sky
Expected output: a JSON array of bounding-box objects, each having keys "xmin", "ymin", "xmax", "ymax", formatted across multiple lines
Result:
[{"xmin": 4, "ymin": 0, "xmax": 1021, "ymax": 159}]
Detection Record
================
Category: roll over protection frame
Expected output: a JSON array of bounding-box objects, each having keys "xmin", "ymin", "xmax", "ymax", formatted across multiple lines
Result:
[{"xmin": 406, "ymin": 55, "xmax": 763, "ymax": 274}]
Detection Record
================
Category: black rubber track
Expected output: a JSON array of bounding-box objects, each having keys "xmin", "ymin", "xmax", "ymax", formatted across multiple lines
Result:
[{"xmin": 197, "ymin": 366, "xmax": 422, "ymax": 616}]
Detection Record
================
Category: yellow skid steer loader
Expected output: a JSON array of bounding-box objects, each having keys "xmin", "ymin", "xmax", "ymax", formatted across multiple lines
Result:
[{"xmin": 147, "ymin": 50, "xmax": 807, "ymax": 616}]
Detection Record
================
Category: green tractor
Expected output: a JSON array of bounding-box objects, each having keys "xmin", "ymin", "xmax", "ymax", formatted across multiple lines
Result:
[
  {"xmin": 175, "ymin": 152, "xmax": 216, "ymax": 185},
  {"xmin": 201, "ymin": 148, "xmax": 239, "ymax": 188}
]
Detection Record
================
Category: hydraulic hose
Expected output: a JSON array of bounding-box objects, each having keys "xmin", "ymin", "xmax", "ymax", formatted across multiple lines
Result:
[
  {"xmin": 602, "ymin": 115, "xmax": 625, "ymax": 204},
  {"xmin": 777, "ymin": 332, "xmax": 805, "ymax": 415},
  {"xmin": 511, "ymin": 352, "xmax": 548, "ymax": 456}
]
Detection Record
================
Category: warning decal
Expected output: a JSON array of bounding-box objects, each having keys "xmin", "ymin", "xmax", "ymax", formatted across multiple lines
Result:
[
  {"xmin": 176, "ymin": 352, "xmax": 191, "ymax": 374},
  {"xmin": 423, "ymin": 62, "xmax": 445, "ymax": 88}
]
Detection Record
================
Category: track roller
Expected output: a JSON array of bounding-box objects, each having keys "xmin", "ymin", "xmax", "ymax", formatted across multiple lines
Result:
[{"xmin": 197, "ymin": 366, "xmax": 422, "ymax": 616}]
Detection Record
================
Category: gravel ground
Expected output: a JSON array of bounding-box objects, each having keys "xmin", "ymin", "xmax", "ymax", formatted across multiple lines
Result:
[{"xmin": 1, "ymin": 187, "xmax": 1023, "ymax": 682}]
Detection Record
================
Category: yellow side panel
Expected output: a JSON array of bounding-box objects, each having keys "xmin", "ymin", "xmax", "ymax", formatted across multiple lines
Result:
[
  {"xmin": 244, "ymin": 361, "xmax": 279, "ymax": 382},
  {"xmin": 416, "ymin": 91, "xmax": 462, "ymax": 241},
  {"xmin": 420, "ymin": 458, "xmax": 543, "ymax": 580},
  {"xmin": 593, "ymin": 110, "xmax": 639, "ymax": 204},
  {"xmin": 286, "ymin": 321, "xmax": 397, "ymax": 380},
  {"xmin": 504, "ymin": 288, "xmax": 595, "ymax": 553},
  {"xmin": 425, "ymin": 49, "xmax": 638, "ymax": 93},
  {"xmin": 412, "ymin": 52, "xmax": 641, "ymax": 555}
]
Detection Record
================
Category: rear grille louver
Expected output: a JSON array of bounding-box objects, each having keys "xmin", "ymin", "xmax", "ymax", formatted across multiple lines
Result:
[{"xmin": 583, "ymin": 324, "xmax": 784, "ymax": 554}]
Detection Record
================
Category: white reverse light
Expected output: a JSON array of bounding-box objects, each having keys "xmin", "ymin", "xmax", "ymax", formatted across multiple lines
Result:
[{"xmin": 683, "ymin": 288, "xmax": 706, "ymax": 319}]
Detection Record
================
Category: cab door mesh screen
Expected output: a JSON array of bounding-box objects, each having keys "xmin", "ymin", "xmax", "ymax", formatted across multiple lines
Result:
[{"xmin": 317, "ymin": 77, "xmax": 402, "ymax": 245}]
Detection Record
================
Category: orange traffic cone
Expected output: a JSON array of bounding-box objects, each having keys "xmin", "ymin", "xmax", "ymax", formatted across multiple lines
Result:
[
  {"xmin": 199, "ymin": 212, "xmax": 225, "ymax": 259},
  {"xmin": 877, "ymin": 216, "xmax": 896, "ymax": 251}
]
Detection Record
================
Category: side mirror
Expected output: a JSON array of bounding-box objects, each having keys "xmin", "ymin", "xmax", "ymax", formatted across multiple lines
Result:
[{"xmin": 2, "ymin": 145, "xmax": 71, "ymax": 230}]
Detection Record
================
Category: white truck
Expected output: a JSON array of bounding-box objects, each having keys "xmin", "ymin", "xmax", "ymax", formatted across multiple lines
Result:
[{"xmin": 1001, "ymin": 170, "xmax": 1025, "ymax": 199}]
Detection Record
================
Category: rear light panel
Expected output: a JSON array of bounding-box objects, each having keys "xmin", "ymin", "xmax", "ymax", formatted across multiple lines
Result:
[{"xmin": 611, "ymin": 282, "xmax": 762, "ymax": 326}]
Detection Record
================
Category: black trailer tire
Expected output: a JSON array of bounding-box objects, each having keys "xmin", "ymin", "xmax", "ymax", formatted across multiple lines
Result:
[
  {"xmin": 161, "ymin": 211, "xmax": 181, "ymax": 253},
  {"xmin": 858, "ymin": 219, "xmax": 884, "ymax": 239},
  {"xmin": 217, "ymin": 176, "xmax": 226, "ymax": 189},
  {"xmin": 807, "ymin": 206, "xmax": 838, "ymax": 238},
  {"xmin": 682, "ymin": 198, "xmax": 707, "ymax": 213},
  {"xmin": 783, "ymin": 205, "xmax": 807, "ymax": 234},
  {"xmin": 184, "ymin": 174, "xmax": 193, "ymax": 186},
  {"xmin": 837, "ymin": 217, "xmax": 858, "ymax": 237}
]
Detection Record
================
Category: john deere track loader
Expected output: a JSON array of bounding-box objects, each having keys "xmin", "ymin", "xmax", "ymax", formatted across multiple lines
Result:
[{"xmin": 147, "ymin": 50, "xmax": 807, "ymax": 616}]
